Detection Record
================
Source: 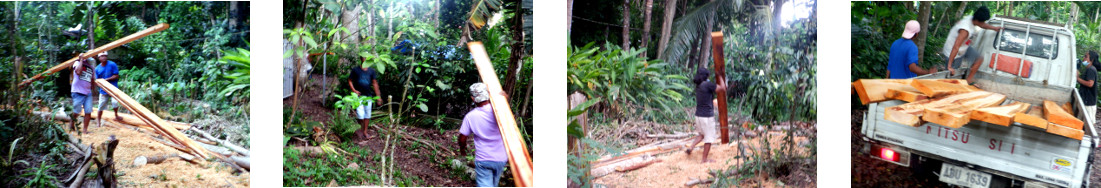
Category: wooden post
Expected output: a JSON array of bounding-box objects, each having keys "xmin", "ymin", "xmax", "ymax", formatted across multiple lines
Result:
[
  {"xmin": 19, "ymin": 23, "xmax": 169, "ymax": 87},
  {"xmin": 709, "ymin": 32, "xmax": 729, "ymax": 144},
  {"xmin": 467, "ymin": 42, "xmax": 533, "ymax": 186}
]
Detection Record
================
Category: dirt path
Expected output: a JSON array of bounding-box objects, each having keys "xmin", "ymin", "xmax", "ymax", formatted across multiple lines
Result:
[
  {"xmin": 66, "ymin": 120, "xmax": 248, "ymax": 187},
  {"xmin": 594, "ymin": 133, "xmax": 811, "ymax": 187}
]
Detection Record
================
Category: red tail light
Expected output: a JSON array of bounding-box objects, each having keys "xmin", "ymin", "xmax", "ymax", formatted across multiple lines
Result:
[{"xmin": 880, "ymin": 148, "xmax": 897, "ymax": 162}]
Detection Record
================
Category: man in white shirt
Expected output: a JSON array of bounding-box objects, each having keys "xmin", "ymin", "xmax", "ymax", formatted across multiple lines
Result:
[{"xmin": 943, "ymin": 6, "xmax": 1003, "ymax": 83}]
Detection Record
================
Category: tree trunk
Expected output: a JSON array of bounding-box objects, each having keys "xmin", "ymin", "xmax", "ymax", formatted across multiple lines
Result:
[
  {"xmin": 622, "ymin": 0, "xmax": 631, "ymax": 50},
  {"xmin": 954, "ymin": 1, "xmax": 968, "ymax": 20},
  {"xmin": 11, "ymin": 2, "xmax": 20, "ymax": 104},
  {"xmin": 504, "ymin": 2, "xmax": 525, "ymax": 97},
  {"xmin": 656, "ymin": 0, "xmax": 677, "ymax": 60},
  {"xmin": 1006, "ymin": 1, "xmax": 1015, "ymax": 17},
  {"xmin": 568, "ymin": 0, "xmax": 574, "ymax": 34},
  {"xmin": 639, "ymin": 0, "xmax": 654, "ymax": 58},
  {"xmin": 915, "ymin": 2, "xmax": 931, "ymax": 64},
  {"xmin": 904, "ymin": 1, "xmax": 915, "ymax": 12}
]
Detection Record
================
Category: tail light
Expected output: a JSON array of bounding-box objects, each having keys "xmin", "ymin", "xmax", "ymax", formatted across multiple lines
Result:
[{"xmin": 871, "ymin": 144, "xmax": 910, "ymax": 166}]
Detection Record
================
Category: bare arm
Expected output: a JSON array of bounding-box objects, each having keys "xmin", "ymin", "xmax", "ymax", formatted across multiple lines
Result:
[
  {"xmin": 1078, "ymin": 77, "xmax": 1095, "ymax": 87},
  {"xmin": 974, "ymin": 22, "xmax": 1003, "ymax": 32},
  {"xmin": 946, "ymin": 29, "xmax": 970, "ymax": 75},
  {"xmin": 348, "ymin": 79, "xmax": 361, "ymax": 95},
  {"xmin": 458, "ymin": 134, "xmax": 469, "ymax": 156},
  {"xmin": 908, "ymin": 63, "xmax": 938, "ymax": 75},
  {"xmin": 886, "ymin": 70, "xmax": 891, "ymax": 78},
  {"xmin": 372, "ymin": 79, "xmax": 382, "ymax": 103}
]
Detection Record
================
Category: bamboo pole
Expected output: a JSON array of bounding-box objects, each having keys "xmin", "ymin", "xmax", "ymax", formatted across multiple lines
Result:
[
  {"xmin": 467, "ymin": 42, "xmax": 533, "ymax": 186},
  {"xmin": 710, "ymin": 32, "xmax": 730, "ymax": 144},
  {"xmin": 95, "ymin": 79, "xmax": 208, "ymax": 159},
  {"xmin": 19, "ymin": 23, "xmax": 170, "ymax": 87}
]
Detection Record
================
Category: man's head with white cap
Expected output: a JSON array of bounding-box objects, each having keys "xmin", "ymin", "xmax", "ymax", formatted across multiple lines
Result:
[
  {"xmin": 902, "ymin": 20, "xmax": 920, "ymax": 39},
  {"xmin": 470, "ymin": 82, "xmax": 490, "ymax": 105},
  {"xmin": 96, "ymin": 51, "xmax": 109, "ymax": 65}
]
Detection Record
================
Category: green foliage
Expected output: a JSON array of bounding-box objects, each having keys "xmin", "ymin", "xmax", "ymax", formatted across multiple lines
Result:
[
  {"xmin": 567, "ymin": 42, "xmax": 691, "ymax": 119},
  {"xmin": 20, "ymin": 162, "xmax": 58, "ymax": 188},
  {"xmin": 218, "ymin": 47, "xmax": 251, "ymax": 102}
]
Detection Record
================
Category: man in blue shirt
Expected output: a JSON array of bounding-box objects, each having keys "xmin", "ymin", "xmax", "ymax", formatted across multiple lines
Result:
[
  {"xmin": 94, "ymin": 52, "xmax": 122, "ymax": 126},
  {"xmin": 887, "ymin": 20, "xmax": 937, "ymax": 79}
]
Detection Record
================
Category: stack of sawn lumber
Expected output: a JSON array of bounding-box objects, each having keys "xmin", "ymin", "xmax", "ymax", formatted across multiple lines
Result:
[
  {"xmin": 853, "ymin": 79, "xmax": 1085, "ymax": 140},
  {"xmin": 95, "ymin": 79, "xmax": 210, "ymax": 158}
]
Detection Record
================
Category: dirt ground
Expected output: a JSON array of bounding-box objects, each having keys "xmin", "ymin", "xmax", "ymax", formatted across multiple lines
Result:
[
  {"xmin": 851, "ymin": 108, "xmax": 1101, "ymax": 187},
  {"xmin": 64, "ymin": 119, "xmax": 248, "ymax": 187},
  {"xmin": 594, "ymin": 130, "xmax": 814, "ymax": 187},
  {"xmin": 284, "ymin": 73, "xmax": 476, "ymax": 187}
]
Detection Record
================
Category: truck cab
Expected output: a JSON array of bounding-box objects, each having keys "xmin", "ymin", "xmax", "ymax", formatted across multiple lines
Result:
[{"xmin": 861, "ymin": 15, "xmax": 1097, "ymax": 188}]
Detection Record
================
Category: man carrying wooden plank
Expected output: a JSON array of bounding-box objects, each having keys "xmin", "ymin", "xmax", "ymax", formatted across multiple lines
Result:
[
  {"xmin": 685, "ymin": 68, "xmax": 726, "ymax": 163},
  {"xmin": 1077, "ymin": 51, "xmax": 1098, "ymax": 121},
  {"xmin": 942, "ymin": 6, "xmax": 1003, "ymax": 83},
  {"xmin": 94, "ymin": 51, "xmax": 123, "ymax": 126},
  {"xmin": 70, "ymin": 54, "xmax": 97, "ymax": 134},
  {"xmin": 887, "ymin": 20, "xmax": 937, "ymax": 79},
  {"xmin": 457, "ymin": 83, "xmax": 508, "ymax": 187}
]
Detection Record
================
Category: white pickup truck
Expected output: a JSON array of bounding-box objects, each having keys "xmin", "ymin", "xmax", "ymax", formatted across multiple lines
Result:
[{"xmin": 861, "ymin": 16, "xmax": 1098, "ymax": 188}]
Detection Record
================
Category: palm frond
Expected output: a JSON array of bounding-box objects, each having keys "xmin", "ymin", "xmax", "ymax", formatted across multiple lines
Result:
[
  {"xmin": 661, "ymin": 0, "xmax": 745, "ymax": 67},
  {"xmin": 467, "ymin": 0, "xmax": 503, "ymax": 29}
]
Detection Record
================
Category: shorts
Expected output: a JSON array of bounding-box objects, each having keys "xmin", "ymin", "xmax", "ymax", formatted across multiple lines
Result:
[
  {"xmin": 98, "ymin": 95, "xmax": 118, "ymax": 110},
  {"xmin": 944, "ymin": 47, "xmax": 981, "ymax": 70},
  {"xmin": 695, "ymin": 116, "xmax": 718, "ymax": 144},
  {"xmin": 355, "ymin": 100, "xmax": 374, "ymax": 120},
  {"xmin": 72, "ymin": 93, "xmax": 93, "ymax": 114}
]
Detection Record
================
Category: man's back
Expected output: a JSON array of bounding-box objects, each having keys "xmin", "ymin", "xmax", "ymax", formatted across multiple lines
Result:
[
  {"xmin": 888, "ymin": 38, "xmax": 919, "ymax": 79},
  {"xmin": 460, "ymin": 105, "xmax": 508, "ymax": 162}
]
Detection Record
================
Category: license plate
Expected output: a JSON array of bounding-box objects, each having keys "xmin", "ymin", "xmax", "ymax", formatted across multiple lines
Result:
[{"xmin": 939, "ymin": 163, "xmax": 992, "ymax": 188}]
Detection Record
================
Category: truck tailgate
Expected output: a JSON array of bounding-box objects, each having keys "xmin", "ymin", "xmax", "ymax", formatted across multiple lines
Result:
[{"xmin": 863, "ymin": 100, "xmax": 1092, "ymax": 187}]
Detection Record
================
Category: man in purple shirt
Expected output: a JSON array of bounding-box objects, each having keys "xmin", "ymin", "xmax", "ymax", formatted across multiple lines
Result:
[
  {"xmin": 458, "ymin": 83, "xmax": 508, "ymax": 187},
  {"xmin": 70, "ymin": 53, "xmax": 97, "ymax": 134}
]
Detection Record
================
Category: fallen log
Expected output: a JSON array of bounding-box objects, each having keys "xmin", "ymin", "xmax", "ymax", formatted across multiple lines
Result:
[
  {"xmin": 970, "ymin": 102, "xmax": 1030, "ymax": 126},
  {"xmin": 614, "ymin": 159, "xmax": 662, "ymax": 172},
  {"xmin": 1013, "ymin": 106, "xmax": 1048, "ymax": 129},
  {"xmin": 96, "ymin": 79, "xmax": 208, "ymax": 159},
  {"xmin": 19, "ymin": 23, "xmax": 170, "ymax": 87},
  {"xmin": 1047, "ymin": 123, "xmax": 1084, "ymax": 140},
  {"xmin": 922, "ymin": 92, "xmax": 1007, "ymax": 128},
  {"xmin": 645, "ymin": 132, "xmax": 696, "ymax": 139},
  {"xmin": 65, "ymin": 143, "xmax": 94, "ymax": 186},
  {"xmin": 133, "ymin": 154, "xmax": 177, "ymax": 166},
  {"xmin": 885, "ymin": 91, "xmax": 992, "ymax": 126},
  {"xmin": 1044, "ymin": 100, "xmax": 1083, "ymax": 129},
  {"xmin": 190, "ymin": 128, "xmax": 249, "ymax": 156},
  {"xmin": 685, "ymin": 177, "xmax": 714, "ymax": 186},
  {"xmin": 231, "ymin": 156, "xmax": 250, "ymax": 171}
]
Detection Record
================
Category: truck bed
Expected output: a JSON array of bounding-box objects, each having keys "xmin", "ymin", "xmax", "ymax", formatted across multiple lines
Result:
[{"xmin": 862, "ymin": 71, "xmax": 1096, "ymax": 187}]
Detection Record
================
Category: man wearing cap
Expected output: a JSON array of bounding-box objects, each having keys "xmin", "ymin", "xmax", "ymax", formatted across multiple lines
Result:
[
  {"xmin": 70, "ymin": 53, "xmax": 97, "ymax": 134},
  {"xmin": 457, "ymin": 83, "xmax": 508, "ymax": 187},
  {"xmin": 887, "ymin": 20, "xmax": 937, "ymax": 79},
  {"xmin": 95, "ymin": 51, "xmax": 123, "ymax": 126},
  {"xmin": 348, "ymin": 58, "xmax": 383, "ymax": 141},
  {"xmin": 943, "ymin": 6, "xmax": 1003, "ymax": 83}
]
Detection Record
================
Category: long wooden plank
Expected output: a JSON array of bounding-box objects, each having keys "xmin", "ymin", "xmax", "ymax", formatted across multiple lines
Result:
[
  {"xmin": 1043, "ymin": 100, "xmax": 1083, "ymax": 129},
  {"xmin": 467, "ymin": 42, "xmax": 533, "ymax": 186},
  {"xmin": 885, "ymin": 91, "xmax": 992, "ymax": 126},
  {"xmin": 922, "ymin": 92, "xmax": 1007, "ymax": 128},
  {"xmin": 81, "ymin": 109, "xmax": 191, "ymax": 130},
  {"xmin": 710, "ymin": 32, "xmax": 729, "ymax": 144},
  {"xmin": 885, "ymin": 88, "xmax": 927, "ymax": 102},
  {"xmin": 1013, "ymin": 106, "xmax": 1048, "ymax": 129},
  {"xmin": 970, "ymin": 102, "xmax": 1030, "ymax": 126},
  {"xmin": 910, "ymin": 79, "xmax": 979, "ymax": 98},
  {"xmin": 95, "ymin": 79, "xmax": 208, "ymax": 159},
  {"xmin": 19, "ymin": 23, "xmax": 170, "ymax": 87},
  {"xmin": 1047, "ymin": 123, "xmax": 1084, "ymax": 140}
]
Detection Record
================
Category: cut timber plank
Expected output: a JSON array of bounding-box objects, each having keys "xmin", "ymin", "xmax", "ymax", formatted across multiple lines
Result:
[
  {"xmin": 885, "ymin": 88, "xmax": 927, "ymax": 102},
  {"xmin": 711, "ymin": 32, "xmax": 730, "ymax": 144},
  {"xmin": 467, "ymin": 42, "xmax": 533, "ymax": 187},
  {"xmin": 1013, "ymin": 106, "xmax": 1048, "ymax": 129},
  {"xmin": 95, "ymin": 79, "xmax": 208, "ymax": 159},
  {"xmin": 1061, "ymin": 102, "xmax": 1073, "ymax": 116},
  {"xmin": 81, "ymin": 109, "xmax": 190, "ymax": 130},
  {"xmin": 1043, "ymin": 100, "xmax": 1083, "ymax": 129},
  {"xmin": 1046, "ymin": 123, "xmax": 1084, "ymax": 140},
  {"xmin": 910, "ymin": 79, "xmax": 980, "ymax": 98},
  {"xmin": 852, "ymin": 79, "xmax": 969, "ymax": 104},
  {"xmin": 19, "ymin": 23, "xmax": 170, "ymax": 87},
  {"xmin": 971, "ymin": 102, "xmax": 1030, "ymax": 126},
  {"xmin": 885, "ymin": 91, "xmax": 993, "ymax": 126},
  {"xmin": 922, "ymin": 92, "xmax": 1007, "ymax": 128}
]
